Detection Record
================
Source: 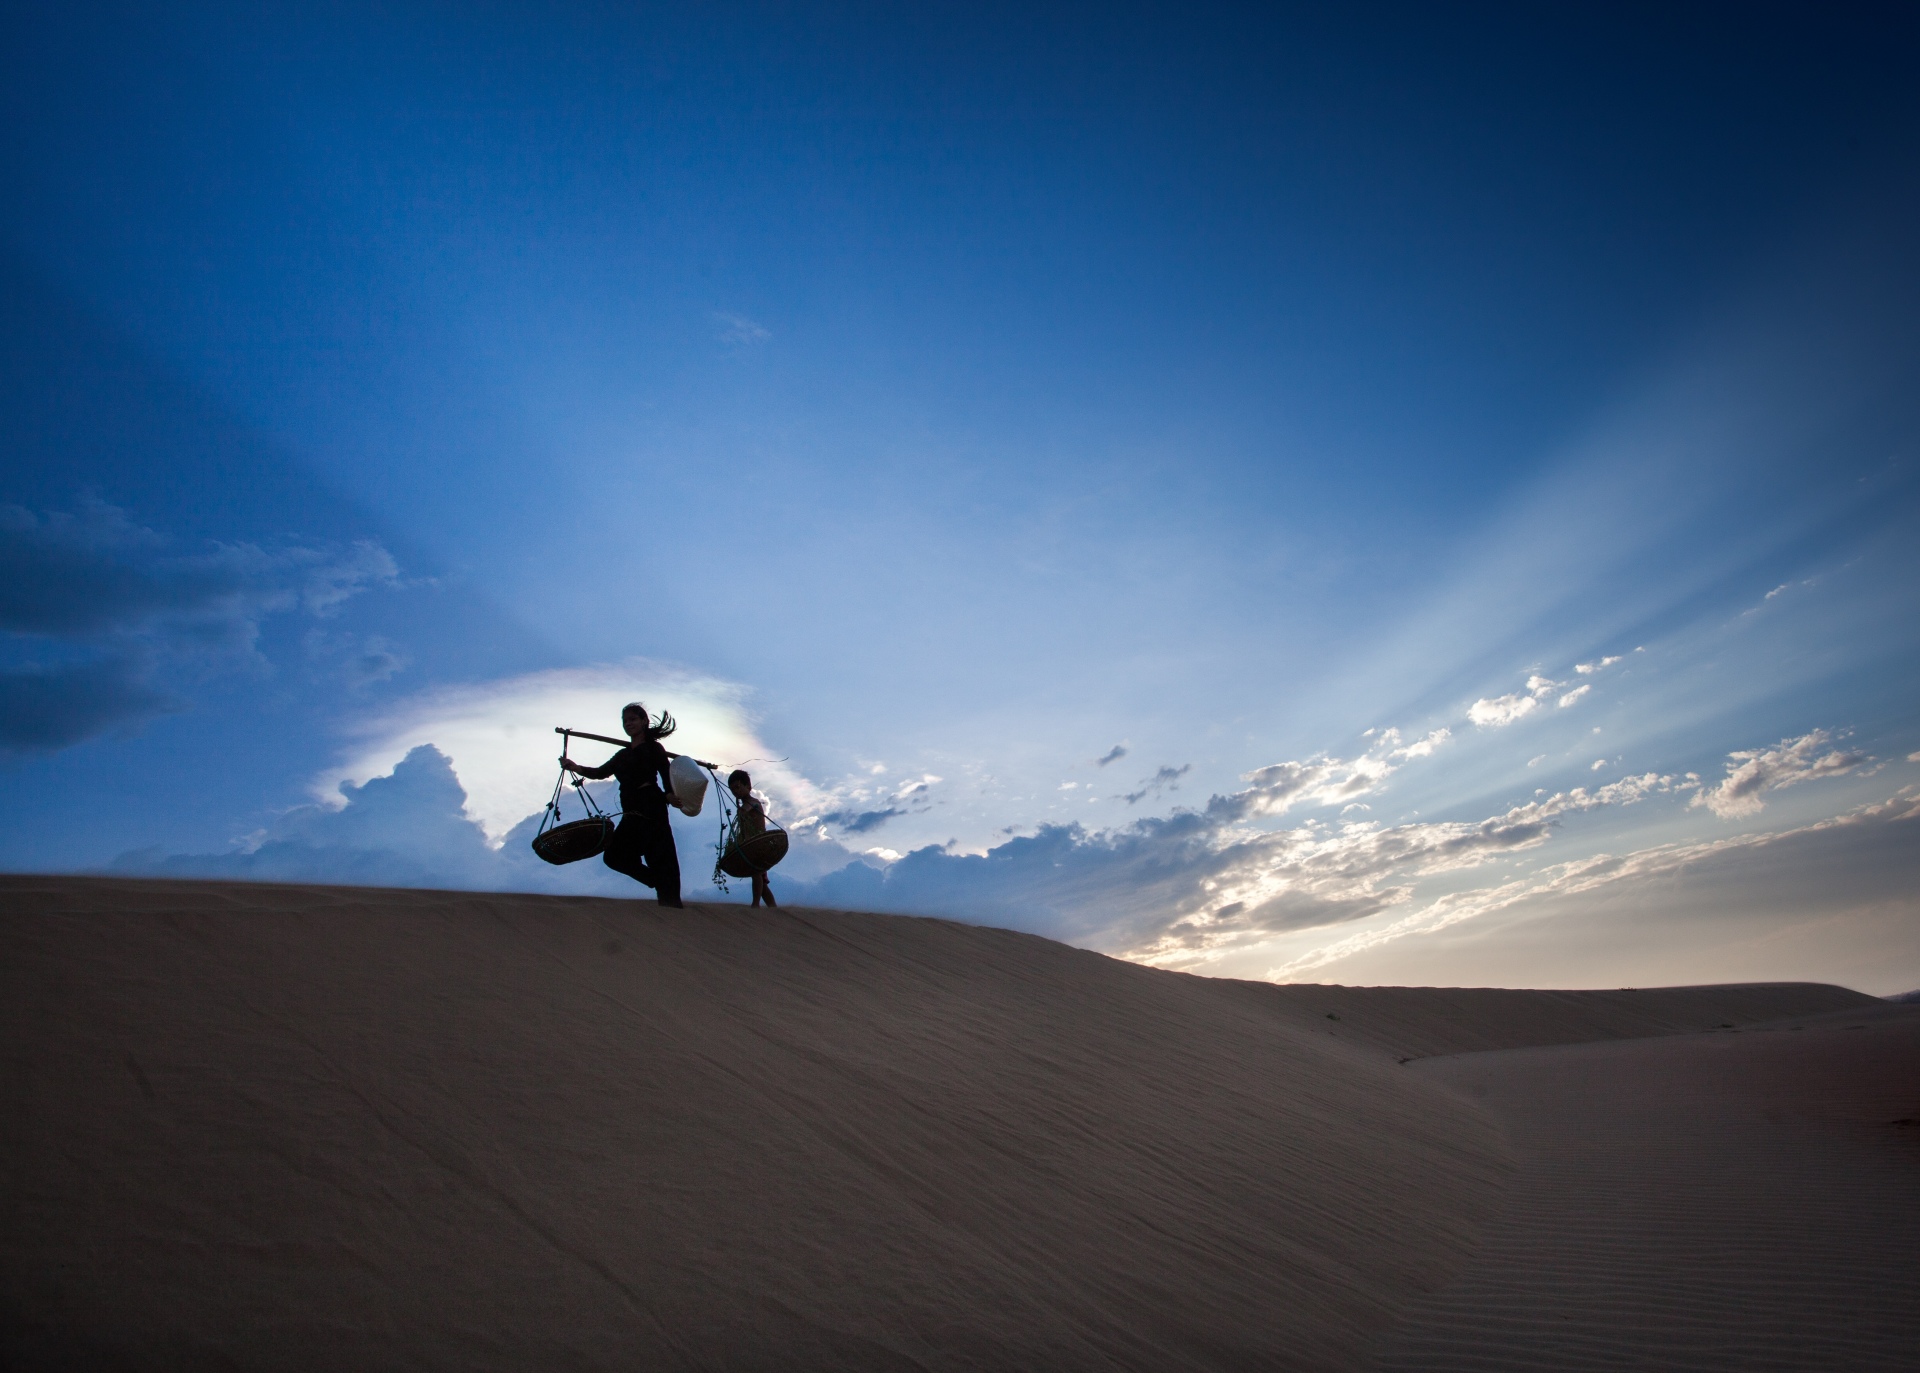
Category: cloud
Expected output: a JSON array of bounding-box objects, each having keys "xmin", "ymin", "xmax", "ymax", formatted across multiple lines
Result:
[
  {"xmin": 1095, "ymin": 744, "xmax": 1128, "ymax": 767},
  {"xmin": 0, "ymin": 502, "xmax": 398, "ymax": 750},
  {"xmin": 320, "ymin": 660, "xmax": 809, "ymax": 842},
  {"xmin": 0, "ymin": 501, "xmax": 395, "ymax": 638},
  {"xmin": 714, "ymin": 312, "xmax": 772, "ymax": 346},
  {"xmin": 1691, "ymin": 728, "xmax": 1868, "ymax": 819},
  {"xmin": 1469, "ymin": 671, "xmax": 1582, "ymax": 727},
  {"xmin": 819, "ymin": 806, "xmax": 905, "ymax": 834},
  {"xmin": 0, "ymin": 656, "xmax": 176, "ymax": 753},
  {"xmin": 813, "ymin": 773, "xmax": 942, "ymax": 838},
  {"xmin": 1265, "ymin": 788, "xmax": 1920, "ymax": 982},
  {"xmin": 305, "ymin": 629, "xmax": 408, "ymax": 689},
  {"xmin": 1387, "ymin": 727, "xmax": 1451, "ymax": 759},
  {"xmin": 1122, "ymin": 764, "xmax": 1190, "ymax": 805},
  {"xmin": 114, "ymin": 746, "xmax": 513, "ymax": 888},
  {"xmin": 1467, "ymin": 692, "xmax": 1538, "ymax": 727},
  {"xmin": 783, "ymin": 737, "xmax": 1688, "ymax": 959},
  {"xmin": 1210, "ymin": 757, "xmax": 1381, "ymax": 819},
  {"xmin": 1574, "ymin": 656, "xmax": 1622, "ymax": 675},
  {"xmin": 113, "ymin": 740, "xmax": 865, "ymax": 901}
]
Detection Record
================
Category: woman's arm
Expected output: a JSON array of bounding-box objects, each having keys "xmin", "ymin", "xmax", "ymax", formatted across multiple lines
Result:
[
  {"xmin": 563, "ymin": 752, "xmax": 619, "ymax": 780},
  {"xmin": 652, "ymin": 743, "xmax": 676, "ymax": 799}
]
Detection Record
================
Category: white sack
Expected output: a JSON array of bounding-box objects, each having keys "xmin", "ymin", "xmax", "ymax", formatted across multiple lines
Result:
[{"xmin": 668, "ymin": 755, "xmax": 709, "ymax": 817}]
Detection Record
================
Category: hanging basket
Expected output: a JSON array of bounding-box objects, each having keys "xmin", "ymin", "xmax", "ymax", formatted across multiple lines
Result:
[
  {"xmin": 718, "ymin": 826, "xmax": 788, "ymax": 878},
  {"xmin": 532, "ymin": 815, "xmax": 616, "ymax": 866}
]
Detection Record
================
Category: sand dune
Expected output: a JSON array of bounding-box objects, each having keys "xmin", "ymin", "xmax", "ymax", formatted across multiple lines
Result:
[
  {"xmin": 0, "ymin": 877, "xmax": 1906, "ymax": 1370},
  {"xmin": 1212, "ymin": 978, "xmax": 1878, "ymax": 1063},
  {"xmin": 1374, "ymin": 1002, "xmax": 1920, "ymax": 1371}
]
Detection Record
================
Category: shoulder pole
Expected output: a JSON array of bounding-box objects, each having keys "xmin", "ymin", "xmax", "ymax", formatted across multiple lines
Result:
[{"xmin": 555, "ymin": 726, "xmax": 718, "ymax": 770}]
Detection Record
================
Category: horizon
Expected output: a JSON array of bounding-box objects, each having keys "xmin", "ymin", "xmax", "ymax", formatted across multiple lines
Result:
[{"xmin": 4, "ymin": 2, "xmax": 1918, "ymax": 991}]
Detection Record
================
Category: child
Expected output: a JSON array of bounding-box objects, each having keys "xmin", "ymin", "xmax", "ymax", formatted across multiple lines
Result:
[{"xmin": 727, "ymin": 769, "xmax": 778, "ymax": 908}]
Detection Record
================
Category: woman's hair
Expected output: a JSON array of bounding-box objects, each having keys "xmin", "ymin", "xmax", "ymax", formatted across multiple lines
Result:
[
  {"xmin": 728, "ymin": 769, "xmax": 751, "ymax": 790},
  {"xmin": 622, "ymin": 701, "xmax": 677, "ymax": 740}
]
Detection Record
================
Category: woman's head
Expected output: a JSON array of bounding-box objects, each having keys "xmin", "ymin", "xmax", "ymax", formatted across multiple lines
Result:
[
  {"xmin": 728, "ymin": 769, "xmax": 751, "ymax": 795},
  {"xmin": 621, "ymin": 701, "xmax": 676, "ymax": 741}
]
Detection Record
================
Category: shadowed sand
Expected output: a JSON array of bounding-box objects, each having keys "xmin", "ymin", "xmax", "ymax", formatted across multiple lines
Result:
[
  {"xmin": 1372, "ymin": 1002, "xmax": 1920, "ymax": 1371},
  {"xmin": 0, "ymin": 877, "xmax": 1907, "ymax": 1370}
]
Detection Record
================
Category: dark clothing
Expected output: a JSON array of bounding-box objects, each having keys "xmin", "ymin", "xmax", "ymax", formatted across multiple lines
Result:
[
  {"xmin": 603, "ymin": 788, "xmax": 683, "ymax": 906},
  {"xmin": 603, "ymin": 740, "xmax": 675, "ymax": 811},
  {"xmin": 576, "ymin": 739, "xmax": 682, "ymax": 906}
]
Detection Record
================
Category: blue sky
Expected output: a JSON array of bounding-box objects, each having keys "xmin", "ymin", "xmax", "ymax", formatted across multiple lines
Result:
[{"xmin": 5, "ymin": 1, "xmax": 1919, "ymax": 990}]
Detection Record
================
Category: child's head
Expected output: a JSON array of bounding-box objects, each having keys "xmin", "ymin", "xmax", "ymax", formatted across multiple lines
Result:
[{"xmin": 728, "ymin": 769, "xmax": 752, "ymax": 796}]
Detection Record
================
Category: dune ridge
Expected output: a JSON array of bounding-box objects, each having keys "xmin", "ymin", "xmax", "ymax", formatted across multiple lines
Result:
[
  {"xmin": 0, "ymin": 877, "xmax": 1902, "ymax": 1370},
  {"xmin": 1210, "ymin": 978, "xmax": 1877, "ymax": 1062},
  {"xmin": 3, "ymin": 877, "xmax": 1507, "ymax": 1371}
]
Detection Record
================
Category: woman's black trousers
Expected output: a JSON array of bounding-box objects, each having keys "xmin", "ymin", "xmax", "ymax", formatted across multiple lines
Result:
[{"xmin": 603, "ymin": 790, "xmax": 683, "ymax": 906}]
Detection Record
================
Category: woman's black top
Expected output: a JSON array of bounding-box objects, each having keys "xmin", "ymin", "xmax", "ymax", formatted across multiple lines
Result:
[{"xmin": 607, "ymin": 740, "xmax": 675, "ymax": 810}]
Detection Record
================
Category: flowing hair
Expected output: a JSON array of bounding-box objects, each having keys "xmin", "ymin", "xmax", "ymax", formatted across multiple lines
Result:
[{"xmin": 623, "ymin": 702, "xmax": 677, "ymax": 740}]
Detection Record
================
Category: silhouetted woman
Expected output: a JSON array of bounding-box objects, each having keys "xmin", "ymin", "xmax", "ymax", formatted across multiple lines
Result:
[{"xmin": 564, "ymin": 701, "xmax": 684, "ymax": 908}]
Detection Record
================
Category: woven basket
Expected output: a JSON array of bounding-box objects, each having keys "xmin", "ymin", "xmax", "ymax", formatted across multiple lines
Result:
[
  {"xmin": 532, "ymin": 816, "xmax": 615, "ymax": 866},
  {"xmin": 718, "ymin": 827, "xmax": 788, "ymax": 878}
]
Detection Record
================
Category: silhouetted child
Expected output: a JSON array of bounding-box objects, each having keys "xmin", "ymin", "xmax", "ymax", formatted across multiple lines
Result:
[{"xmin": 728, "ymin": 769, "xmax": 777, "ymax": 907}]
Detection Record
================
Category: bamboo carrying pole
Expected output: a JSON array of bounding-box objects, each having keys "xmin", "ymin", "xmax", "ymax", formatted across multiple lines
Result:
[{"xmin": 555, "ymin": 727, "xmax": 717, "ymax": 770}]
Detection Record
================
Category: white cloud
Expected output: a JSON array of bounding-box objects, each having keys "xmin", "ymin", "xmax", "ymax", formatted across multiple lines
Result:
[
  {"xmin": 1468, "ymin": 671, "xmax": 1564, "ymax": 727},
  {"xmin": 319, "ymin": 660, "xmax": 812, "ymax": 842},
  {"xmin": 1468, "ymin": 693, "xmax": 1539, "ymax": 727},
  {"xmin": 1591, "ymin": 759, "xmax": 1607, "ymax": 770},
  {"xmin": 1558, "ymin": 684, "xmax": 1591, "ymax": 708},
  {"xmin": 1119, "ymin": 770, "xmax": 1692, "ymax": 968},
  {"xmin": 1389, "ymin": 727, "xmax": 1451, "ymax": 759},
  {"xmin": 1526, "ymin": 755, "xmax": 1547, "ymax": 767},
  {"xmin": 1264, "ymin": 789, "xmax": 1920, "ymax": 981},
  {"xmin": 794, "ymin": 722, "xmax": 1695, "ymax": 964},
  {"xmin": 1574, "ymin": 656, "xmax": 1623, "ymax": 674},
  {"xmin": 1691, "ymin": 728, "xmax": 1869, "ymax": 819}
]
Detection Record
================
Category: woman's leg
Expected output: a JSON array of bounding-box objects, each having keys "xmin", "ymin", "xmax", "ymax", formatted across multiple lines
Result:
[
  {"xmin": 601, "ymin": 818, "xmax": 655, "ymax": 887},
  {"xmin": 638, "ymin": 805, "xmax": 683, "ymax": 907}
]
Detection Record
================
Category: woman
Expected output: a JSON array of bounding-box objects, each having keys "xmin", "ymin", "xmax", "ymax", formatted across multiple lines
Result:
[{"xmin": 563, "ymin": 702, "xmax": 684, "ymax": 908}]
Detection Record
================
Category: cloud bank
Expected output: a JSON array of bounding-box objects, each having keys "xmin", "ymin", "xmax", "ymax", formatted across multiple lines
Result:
[
  {"xmin": 0, "ymin": 501, "xmax": 397, "ymax": 752},
  {"xmin": 105, "ymin": 639, "xmax": 1902, "ymax": 989}
]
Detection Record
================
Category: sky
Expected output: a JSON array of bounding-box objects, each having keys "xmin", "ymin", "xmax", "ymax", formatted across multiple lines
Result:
[{"xmin": 4, "ymin": 1, "xmax": 1919, "ymax": 992}]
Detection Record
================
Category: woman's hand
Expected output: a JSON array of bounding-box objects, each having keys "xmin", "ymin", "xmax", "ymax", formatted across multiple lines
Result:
[{"xmin": 560, "ymin": 757, "xmax": 581, "ymax": 774}]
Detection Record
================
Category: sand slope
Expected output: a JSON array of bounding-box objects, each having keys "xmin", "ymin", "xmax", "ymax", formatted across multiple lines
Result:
[
  {"xmin": 1373, "ymin": 1002, "xmax": 1920, "ymax": 1371},
  {"xmin": 0, "ymin": 877, "xmax": 1898, "ymax": 1371},
  {"xmin": 1211, "ymin": 979, "xmax": 1877, "ymax": 1063},
  {"xmin": 2, "ymin": 878, "xmax": 1510, "ymax": 1371}
]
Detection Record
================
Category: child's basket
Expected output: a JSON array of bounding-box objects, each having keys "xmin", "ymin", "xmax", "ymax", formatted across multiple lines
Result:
[{"xmin": 718, "ymin": 826, "xmax": 788, "ymax": 878}]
